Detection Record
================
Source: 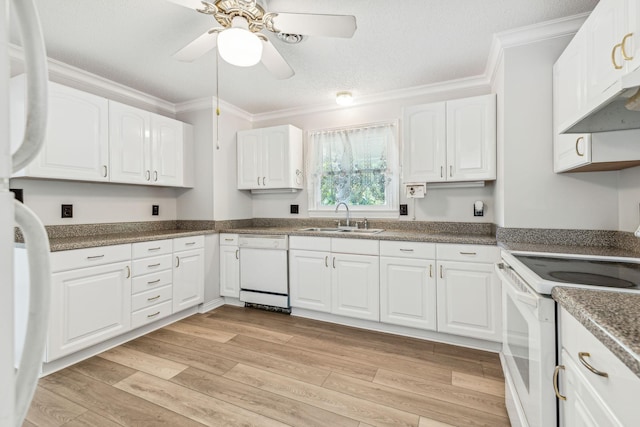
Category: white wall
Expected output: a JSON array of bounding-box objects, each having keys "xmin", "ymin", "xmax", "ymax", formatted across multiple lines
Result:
[
  {"xmin": 251, "ymin": 85, "xmax": 496, "ymax": 222},
  {"xmin": 494, "ymin": 36, "xmax": 620, "ymax": 230},
  {"xmin": 10, "ymin": 178, "xmax": 178, "ymax": 225},
  {"xmin": 618, "ymin": 165, "xmax": 640, "ymax": 232}
]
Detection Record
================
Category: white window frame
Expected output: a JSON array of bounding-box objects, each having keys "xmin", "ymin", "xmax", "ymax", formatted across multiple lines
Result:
[{"xmin": 307, "ymin": 121, "xmax": 400, "ymax": 219}]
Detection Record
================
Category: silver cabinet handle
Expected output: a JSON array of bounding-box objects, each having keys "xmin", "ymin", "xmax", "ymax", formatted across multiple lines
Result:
[
  {"xmin": 225, "ymin": 238, "xmax": 234, "ymax": 241},
  {"xmin": 154, "ymin": 170, "xmax": 158, "ymax": 182},
  {"xmin": 332, "ymin": 257, "xmax": 336, "ymax": 269},
  {"xmin": 148, "ymin": 247, "xmax": 161, "ymax": 251},
  {"xmin": 429, "ymin": 264, "xmax": 432, "ymax": 278},
  {"xmin": 147, "ymin": 295, "xmax": 161, "ymax": 302},
  {"xmin": 147, "ymin": 279, "xmax": 161, "ymax": 285},
  {"xmin": 175, "ymin": 256, "xmax": 180, "ymax": 268},
  {"xmin": 235, "ymin": 249, "xmax": 239, "ymax": 260},
  {"xmin": 148, "ymin": 263, "xmax": 161, "ymax": 268},
  {"xmin": 399, "ymin": 249, "xmax": 414, "ymax": 252},
  {"xmin": 185, "ymin": 242, "xmax": 196, "ymax": 246},
  {"xmin": 440, "ymin": 265, "xmax": 443, "ymax": 279},
  {"xmin": 440, "ymin": 166, "xmax": 443, "ymax": 178},
  {"xmin": 325, "ymin": 255, "xmax": 328, "ymax": 267},
  {"xmin": 262, "ymin": 177, "xmax": 266, "ymax": 185},
  {"xmin": 147, "ymin": 311, "xmax": 160, "ymax": 318},
  {"xmin": 459, "ymin": 252, "xmax": 477, "ymax": 255},
  {"xmin": 146, "ymin": 170, "xmax": 151, "ymax": 181},
  {"xmin": 553, "ymin": 365, "xmax": 566, "ymax": 400},
  {"xmin": 449, "ymin": 165, "xmax": 453, "ymax": 177},
  {"xmin": 125, "ymin": 266, "xmax": 131, "ymax": 278},
  {"xmin": 578, "ymin": 352, "xmax": 609, "ymax": 377},
  {"xmin": 257, "ymin": 177, "xmax": 260, "ymax": 185},
  {"xmin": 103, "ymin": 165, "xmax": 108, "ymax": 177},
  {"xmin": 87, "ymin": 255, "xmax": 105, "ymax": 260}
]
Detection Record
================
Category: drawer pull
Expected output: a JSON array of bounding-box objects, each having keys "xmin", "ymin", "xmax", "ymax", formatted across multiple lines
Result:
[
  {"xmin": 87, "ymin": 255, "xmax": 105, "ymax": 260},
  {"xmin": 185, "ymin": 242, "xmax": 196, "ymax": 246},
  {"xmin": 176, "ymin": 256, "xmax": 180, "ymax": 268},
  {"xmin": 148, "ymin": 263, "xmax": 161, "ymax": 268},
  {"xmin": 147, "ymin": 311, "xmax": 161, "ymax": 318},
  {"xmin": 147, "ymin": 295, "xmax": 161, "ymax": 302},
  {"xmin": 578, "ymin": 352, "xmax": 609, "ymax": 377},
  {"xmin": 147, "ymin": 279, "xmax": 161, "ymax": 285},
  {"xmin": 440, "ymin": 265, "xmax": 443, "ymax": 279},
  {"xmin": 148, "ymin": 247, "xmax": 161, "ymax": 251},
  {"xmin": 429, "ymin": 264, "xmax": 432, "ymax": 278},
  {"xmin": 224, "ymin": 238, "xmax": 234, "ymax": 241},
  {"xmin": 125, "ymin": 266, "xmax": 131, "ymax": 279},
  {"xmin": 325, "ymin": 255, "xmax": 328, "ymax": 267},
  {"xmin": 235, "ymin": 249, "xmax": 239, "ymax": 260},
  {"xmin": 553, "ymin": 365, "xmax": 566, "ymax": 401},
  {"xmin": 333, "ymin": 257, "xmax": 336, "ymax": 269},
  {"xmin": 459, "ymin": 252, "xmax": 477, "ymax": 255},
  {"xmin": 399, "ymin": 249, "xmax": 414, "ymax": 252}
]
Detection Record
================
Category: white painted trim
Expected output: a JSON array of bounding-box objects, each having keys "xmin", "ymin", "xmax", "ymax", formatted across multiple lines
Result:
[
  {"xmin": 9, "ymin": 43, "xmax": 176, "ymax": 116},
  {"xmin": 175, "ymin": 96, "xmax": 253, "ymax": 121},
  {"xmin": 222, "ymin": 297, "xmax": 245, "ymax": 307},
  {"xmin": 291, "ymin": 308, "xmax": 502, "ymax": 353},
  {"xmin": 41, "ymin": 306, "xmax": 198, "ymax": 376},
  {"xmin": 198, "ymin": 297, "xmax": 225, "ymax": 313}
]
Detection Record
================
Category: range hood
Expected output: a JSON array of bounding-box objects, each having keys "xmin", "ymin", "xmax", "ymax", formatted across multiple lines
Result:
[{"xmin": 566, "ymin": 68, "xmax": 640, "ymax": 133}]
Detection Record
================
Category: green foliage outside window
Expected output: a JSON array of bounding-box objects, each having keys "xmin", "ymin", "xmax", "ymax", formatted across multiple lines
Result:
[{"xmin": 320, "ymin": 153, "xmax": 388, "ymax": 206}]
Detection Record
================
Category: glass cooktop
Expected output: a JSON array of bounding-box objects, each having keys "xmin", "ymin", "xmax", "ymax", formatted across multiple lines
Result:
[{"xmin": 513, "ymin": 255, "xmax": 640, "ymax": 290}]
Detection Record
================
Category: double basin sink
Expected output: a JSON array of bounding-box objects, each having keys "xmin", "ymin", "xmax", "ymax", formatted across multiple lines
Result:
[{"xmin": 298, "ymin": 227, "xmax": 385, "ymax": 235}]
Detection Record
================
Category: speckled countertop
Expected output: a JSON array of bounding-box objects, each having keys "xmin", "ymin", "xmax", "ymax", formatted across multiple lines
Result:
[
  {"xmin": 499, "ymin": 242, "xmax": 640, "ymax": 258},
  {"xmin": 552, "ymin": 287, "xmax": 640, "ymax": 378}
]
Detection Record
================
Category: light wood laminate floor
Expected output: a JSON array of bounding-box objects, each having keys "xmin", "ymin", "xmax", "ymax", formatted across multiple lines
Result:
[{"xmin": 24, "ymin": 306, "xmax": 509, "ymax": 427}]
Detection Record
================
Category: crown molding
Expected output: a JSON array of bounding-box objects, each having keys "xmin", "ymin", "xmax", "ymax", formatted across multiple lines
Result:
[
  {"xmin": 175, "ymin": 96, "xmax": 253, "ymax": 121},
  {"xmin": 9, "ymin": 43, "xmax": 176, "ymax": 115}
]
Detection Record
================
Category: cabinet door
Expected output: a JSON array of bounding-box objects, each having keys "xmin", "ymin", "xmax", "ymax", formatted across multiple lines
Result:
[
  {"xmin": 446, "ymin": 94, "xmax": 496, "ymax": 181},
  {"xmin": 553, "ymin": 29, "xmax": 587, "ymax": 133},
  {"xmin": 15, "ymin": 81, "xmax": 109, "ymax": 181},
  {"xmin": 331, "ymin": 253, "xmax": 379, "ymax": 321},
  {"xmin": 262, "ymin": 126, "xmax": 289, "ymax": 189},
  {"xmin": 220, "ymin": 245, "xmax": 240, "ymax": 298},
  {"xmin": 151, "ymin": 115, "xmax": 184, "ymax": 186},
  {"xmin": 289, "ymin": 250, "xmax": 332, "ymax": 312},
  {"xmin": 402, "ymin": 102, "xmax": 446, "ymax": 182},
  {"xmin": 109, "ymin": 101, "xmax": 151, "ymax": 184},
  {"xmin": 584, "ymin": 0, "xmax": 627, "ymax": 110},
  {"xmin": 47, "ymin": 261, "xmax": 131, "ymax": 361},
  {"xmin": 561, "ymin": 350, "xmax": 624, "ymax": 427},
  {"xmin": 554, "ymin": 133, "xmax": 592, "ymax": 173},
  {"xmin": 380, "ymin": 257, "xmax": 436, "ymax": 330},
  {"xmin": 625, "ymin": 0, "xmax": 640, "ymax": 73},
  {"xmin": 436, "ymin": 261, "xmax": 501, "ymax": 341},
  {"xmin": 173, "ymin": 249, "xmax": 204, "ymax": 312},
  {"xmin": 237, "ymin": 129, "xmax": 262, "ymax": 189}
]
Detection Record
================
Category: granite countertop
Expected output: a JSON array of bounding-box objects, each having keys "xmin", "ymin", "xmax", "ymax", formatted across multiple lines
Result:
[
  {"xmin": 219, "ymin": 227, "xmax": 498, "ymax": 245},
  {"xmin": 500, "ymin": 242, "xmax": 640, "ymax": 258},
  {"xmin": 552, "ymin": 287, "xmax": 640, "ymax": 378}
]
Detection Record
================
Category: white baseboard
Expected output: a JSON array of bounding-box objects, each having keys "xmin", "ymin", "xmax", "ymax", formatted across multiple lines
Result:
[
  {"xmin": 221, "ymin": 297, "xmax": 245, "ymax": 307},
  {"xmin": 198, "ymin": 297, "xmax": 226, "ymax": 313}
]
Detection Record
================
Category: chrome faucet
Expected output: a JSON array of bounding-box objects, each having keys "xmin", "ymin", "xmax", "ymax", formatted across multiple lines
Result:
[{"xmin": 335, "ymin": 202, "xmax": 350, "ymax": 227}]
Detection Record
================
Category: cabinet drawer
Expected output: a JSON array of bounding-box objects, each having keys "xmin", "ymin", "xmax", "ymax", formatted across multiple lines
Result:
[
  {"xmin": 174, "ymin": 235, "xmax": 204, "ymax": 251},
  {"xmin": 132, "ymin": 269, "xmax": 172, "ymax": 294},
  {"xmin": 131, "ymin": 284, "xmax": 172, "ymax": 312},
  {"xmin": 220, "ymin": 234, "xmax": 239, "ymax": 246},
  {"xmin": 131, "ymin": 300, "xmax": 172, "ymax": 329},
  {"xmin": 331, "ymin": 238, "xmax": 379, "ymax": 256},
  {"xmin": 132, "ymin": 240, "xmax": 172, "ymax": 259},
  {"xmin": 51, "ymin": 244, "xmax": 131, "ymax": 272},
  {"xmin": 132, "ymin": 254, "xmax": 172, "ymax": 277},
  {"xmin": 290, "ymin": 236, "xmax": 331, "ymax": 251},
  {"xmin": 436, "ymin": 244, "xmax": 499, "ymax": 263},
  {"xmin": 380, "ymin": 241, "xmax": 436, "ymax": 259},
  {"xmin": 560, "ymin": 308, "xmax": 640, "ymax": 426}
]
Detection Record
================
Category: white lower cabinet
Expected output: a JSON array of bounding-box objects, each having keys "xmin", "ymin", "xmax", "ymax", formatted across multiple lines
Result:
[
  {"xmin": 289, "ymin": 249, "xmax": 332, "ymax": 312},
  {"xmin": 332, "ymin": 253, "xmax": 380, "ymax": 321},
  {"xmin": 219, "ymin": 234, "xmax": 240, "ymax": 298},
  {"xmin": 173, "ymin": 237, "xmax": 205, "ymax": 312}
]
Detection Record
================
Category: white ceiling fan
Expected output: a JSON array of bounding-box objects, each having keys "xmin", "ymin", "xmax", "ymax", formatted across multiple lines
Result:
[{"xmin": 168, "ymin": 0, "xmax": 357, "ymax": 79}]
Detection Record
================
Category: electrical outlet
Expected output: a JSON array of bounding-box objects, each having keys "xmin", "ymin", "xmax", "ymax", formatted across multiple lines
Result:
[
  {"xmin": 61, "ymin": 204, "xmax": 73, "ymax": 218},
  {"xmin": 10, "ymin": 188, "xmax": 23, "ymax": 203},
  {"xmin": 152, "ymin": 205, "xmax": 159, "ymax": 216},
  {"xmin": 290, "ymin": 204, "xmax": 299, "ymax": 214},
  {"xmin": 399, "ymin": 204, "xmax": 408, "ymax": 216}
]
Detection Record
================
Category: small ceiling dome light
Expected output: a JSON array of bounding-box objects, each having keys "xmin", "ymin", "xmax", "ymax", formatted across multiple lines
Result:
[
  {"xmin": 336, "ymin": 91, "xmax": 354, "ymax": 106},
  {"xmin": 218, "ymin": 16, "xmax": 263, "ymax": 67}
]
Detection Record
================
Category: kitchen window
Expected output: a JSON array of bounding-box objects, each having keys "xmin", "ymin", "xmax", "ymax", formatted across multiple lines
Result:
[{"xmin": 307, "ymin": 122, "xmax": 399, "ymax": 217}]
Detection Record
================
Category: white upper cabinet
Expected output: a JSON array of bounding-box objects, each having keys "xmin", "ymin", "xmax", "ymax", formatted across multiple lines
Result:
[
  {"xmin": 403, "ymin": 94, "xmax": 496, "ymax": 183},
  {"xmin": 110, "ymin": 101, "xmax": 185, "ymax": 187},
  {"xmin": 11, "ymin": 76, "xmax": 110, "ymax": 182},
  {"xmin": 237, "ymin": 124, "xmax": 303, "ymax": 191}
]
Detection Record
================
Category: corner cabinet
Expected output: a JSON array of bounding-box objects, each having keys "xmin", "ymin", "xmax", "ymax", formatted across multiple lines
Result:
[
  {"xmin": 403, "ymin": 94, "xmax": 496, "ymax": 183},
  {"xmin": 237, "ymin": 124, "xmax": 304, "ymax": 191}
]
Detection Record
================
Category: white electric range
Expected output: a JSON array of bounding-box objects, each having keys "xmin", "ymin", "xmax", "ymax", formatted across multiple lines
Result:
[{"xmin": 495, "ymin": 250, "xmax": 640, "ymax": 427}]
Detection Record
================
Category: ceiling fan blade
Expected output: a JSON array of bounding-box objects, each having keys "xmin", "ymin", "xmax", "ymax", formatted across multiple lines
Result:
[
  {"xmin": 173, "ymin": 30, "xmax": 219, "ymax": 62},
  {"xmin": 164, "ymin": 0, "xmax": 205, "ymax": 10},
  {"xmin": 261, "ymin": 39, "xmax": 294, "ymax": 79},
  {"xmin": 270, "ymin": 13, "xmax": 356, "ymax": 38}
]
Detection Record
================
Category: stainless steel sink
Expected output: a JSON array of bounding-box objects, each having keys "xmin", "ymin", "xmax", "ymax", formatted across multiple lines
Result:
[
  {"xmin": 297, "ymin": 227, "xmax": 344, "ymax": 232},
  {"xmin": 297, "ymin": 227, "xmax": 384, "ymax": 234},
  {"xmin": 341, "ymin": 228, "xmax": 385, "ymax": 234}
]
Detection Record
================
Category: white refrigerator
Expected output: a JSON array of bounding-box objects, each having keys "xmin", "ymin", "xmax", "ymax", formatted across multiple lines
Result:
[{"xmin": 1, "ymin": 0, "xmax": 52, "ymax": 425}]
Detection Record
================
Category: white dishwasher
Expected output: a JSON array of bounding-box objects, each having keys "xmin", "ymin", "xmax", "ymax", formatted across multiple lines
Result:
[{"xmin": 239, "ymin": 234, "xmax": 289, "ymax": 309}]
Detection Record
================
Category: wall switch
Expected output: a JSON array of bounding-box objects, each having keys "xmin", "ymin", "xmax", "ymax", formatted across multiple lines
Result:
[
  {"xmin": 400, "ymin": 204, "xmax": 408, "ymax": 216},
  {"xmin": 10, "ymin": 188, "xmax": 23, "ymax": 203},
  {"xmin": 152, "ymin": 205, "xmax": 159, "ymax": 216},
  {"xmin": 290, "ymin": 204, "xmax": 299, "ymax": 214},
  {"xmin": 61, "ymin": 204, "xmax": 73, "ymax": 218}
]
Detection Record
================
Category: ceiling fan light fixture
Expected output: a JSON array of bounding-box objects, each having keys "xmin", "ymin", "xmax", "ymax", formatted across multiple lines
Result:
[
  {"xmin": 336, "ymin": 91, "xmax": 354, "ymax": 106},
  {"xmin": 217, "ymin": 17, "xmax": 263, "ymax": 67}
]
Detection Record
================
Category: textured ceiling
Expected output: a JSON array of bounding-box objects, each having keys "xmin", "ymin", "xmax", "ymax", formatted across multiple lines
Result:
[{"xmin": 9, "ymin": 0, "xmax": 598, "ymax": 114}]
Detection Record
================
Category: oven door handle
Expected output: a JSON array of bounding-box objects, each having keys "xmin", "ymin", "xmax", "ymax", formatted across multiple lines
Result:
[{"xmin": 496, "ymin": 262, "xmax": 539, "ymax": 308}]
